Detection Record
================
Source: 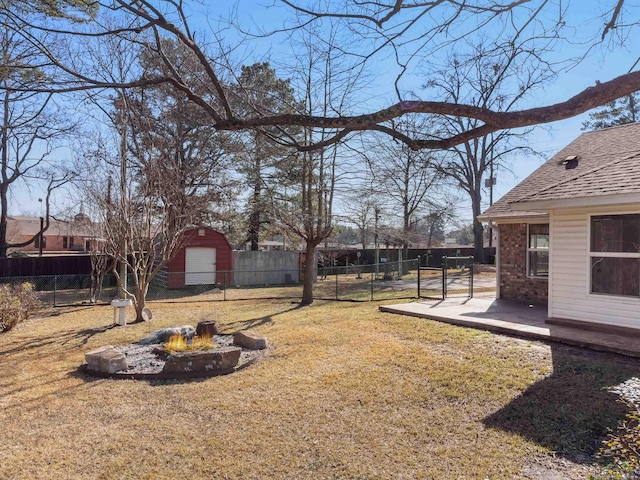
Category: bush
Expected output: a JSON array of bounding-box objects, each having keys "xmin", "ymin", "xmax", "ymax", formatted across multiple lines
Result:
[
  {"xmin": 591, "ymin": 400, "xmax": 640, "ymax": 479},
  {"xmin": 0, "ymin": 283, "xmax": 40, "ymax": 333}
]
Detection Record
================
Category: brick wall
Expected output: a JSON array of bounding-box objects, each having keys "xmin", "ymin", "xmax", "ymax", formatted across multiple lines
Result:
[
  {"xmin": 14, "ymin": 234, "xmax": 94, "ymax": 252},
  {"xmin": 499, "ymin": 223, "xmax": 548, "ymax": 304}
]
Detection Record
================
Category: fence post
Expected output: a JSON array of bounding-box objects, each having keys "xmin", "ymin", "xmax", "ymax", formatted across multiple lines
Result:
[
  {"xmin": 442, "ymin": 256, "xmax": 447, "ymax": 300},
  {"xmin": 54, "ymin": 275, "xmax": 57, "ymax": 307},
  {"xmin": 469, "ymin": 256, "xmax": 474, "ymax": 298},
  {"xmin": 417, "ymin": 255, "xmax": 421, "ymax": 298},
  {"xmin": 370, "ymin": 270, "xmax": 374, "ymax": 301},
  {"xmin": 335, "ymin": 265, "xmax": 339, "ymax": 300},
  {"xmin": 223, "ymin": 271, "xmax": 227, "ymax": 301}
]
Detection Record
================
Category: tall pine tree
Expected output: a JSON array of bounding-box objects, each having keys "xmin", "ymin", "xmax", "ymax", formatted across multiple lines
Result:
[{"xmin": 582, "ymin": 93, "xmax": 640, "ymax": 130}]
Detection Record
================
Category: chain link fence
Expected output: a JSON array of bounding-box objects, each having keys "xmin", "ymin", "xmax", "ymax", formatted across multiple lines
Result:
[{"xmin": 1, "ymin": 259, "xmax": 425, "ymax": 308}]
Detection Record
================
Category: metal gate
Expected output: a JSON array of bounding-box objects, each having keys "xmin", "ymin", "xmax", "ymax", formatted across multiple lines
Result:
[
  {"xmin": 417, "ymin": 255, "xmax": 474, "ymax": 299},
  {"xmin": 417, "ymin": 266, "xmax": 445, "ymax": 299},
  {"xmin": 442, "ymin": 256, "xmax": 473, "ymax": 298}
]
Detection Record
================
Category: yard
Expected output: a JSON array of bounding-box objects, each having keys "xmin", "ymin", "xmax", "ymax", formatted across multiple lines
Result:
[{"xmin": 1, "ymin": 295, "xmax": 637, "ymax": 479}]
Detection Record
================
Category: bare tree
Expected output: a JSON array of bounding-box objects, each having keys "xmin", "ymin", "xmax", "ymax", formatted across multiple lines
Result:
[
  {"xmin": 79, "ymin": 32, "xmax": 234, "ymax": 320},
  {"xmin": 426, "ymin": 42, "xmax": 547, "ymax": 261},
  {"xmin": 0, "ymin": 27, "xmax": 76, "ymax": 257},
  {"xmin": 341, "ymin": 187, "xmax": 377, "ymax": 249},
  {"xmin": 363, "ymin": 118, "xmax": 443, "ymax": 264},
  {"xmin": 4, "ymin": 1, "xmax": 640, "ymax": 153},
  {"xmin": 265, "ymin": 20, "xmax": 365, "ymax": 305}
]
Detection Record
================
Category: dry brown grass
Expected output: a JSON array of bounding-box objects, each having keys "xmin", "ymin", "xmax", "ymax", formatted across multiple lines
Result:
[{"xmin": 0, "ymin": 296, "xmax": 635, "ymax": 479}]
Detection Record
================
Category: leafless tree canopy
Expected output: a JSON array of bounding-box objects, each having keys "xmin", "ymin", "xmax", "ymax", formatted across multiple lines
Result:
[{"xmin": 2, "ymin": 0, "xmax": 640, "ymax": 152}]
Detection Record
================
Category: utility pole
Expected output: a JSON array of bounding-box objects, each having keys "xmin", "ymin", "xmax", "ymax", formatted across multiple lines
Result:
[
  {"xmin": 487, "ymin": 136, "xmax": 496, "ymax": 248},
  {"xmin": 39, "ymin": 216, "xmax": 43, "ymax": 257},
  {"xmin": 38, "ymin": 198, "xmax": 43, "ymax": 257}
]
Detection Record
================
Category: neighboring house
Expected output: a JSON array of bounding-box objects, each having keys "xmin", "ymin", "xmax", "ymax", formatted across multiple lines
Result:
[
  {"xmin": 479, "ymin": 122, "xmax": 640, "ymax": 330},
  {"xmin": 167, "ymin": 227, "xmax": 233, "ymax": 288},
  {"xmin": 7, "ymin": 213, "xmax": 99, "ymax": 254},
  {"xmin": 244, "ymin": 239, "xmax": 288, "ymax": 251}
]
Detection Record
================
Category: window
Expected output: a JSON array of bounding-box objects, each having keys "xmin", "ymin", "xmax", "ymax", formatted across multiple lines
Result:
[
  {"xmin": 69, "ymin": 236, "xmax": 74, "ymax": 248},
  {"xmin": 590, "ymin": 214, "xmax": 640, "ymax": 298},
  {"xmin": 35, "ymin": 235, "xmax": 46, "ymax": 249},
  {"xmin": 528, "ymin": 224, "xmax": 549, "ymax": 277},
  {"xmin": 63, "ymin": 236, "xmax": 67, "ymax": 248}
]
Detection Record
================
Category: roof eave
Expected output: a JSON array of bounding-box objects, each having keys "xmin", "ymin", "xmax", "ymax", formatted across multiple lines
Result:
[
  {"xmin": 477, "ymin": 212, "xmax": 549, "ymax": 224},
  {"xmin": 511, "ymin": 192, "xmax": 640, "ymax": 211}
]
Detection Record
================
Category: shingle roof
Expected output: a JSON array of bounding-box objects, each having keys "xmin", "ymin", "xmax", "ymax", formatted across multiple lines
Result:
[
  {"xmin": 8, "ymin": 215, "xmax": 96, "ymax": 237},
  {"xmin": 479, "ymin": 122, "xmax": 640, "ymax": 221}
]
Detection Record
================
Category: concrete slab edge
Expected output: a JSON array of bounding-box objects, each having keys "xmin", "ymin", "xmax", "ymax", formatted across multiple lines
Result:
[{"xmin": 379, "ymin": 305, "xmax": 640, "ymax": 359}]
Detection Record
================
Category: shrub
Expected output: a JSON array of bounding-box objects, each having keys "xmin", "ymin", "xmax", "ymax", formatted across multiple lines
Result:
[
  {"xmin": 591, "ymin": 400, "xmax": 640, "ymax": 480},
  {"xmin": 0, "ymin": 283, "xmax": 40, "ymax": 333}
]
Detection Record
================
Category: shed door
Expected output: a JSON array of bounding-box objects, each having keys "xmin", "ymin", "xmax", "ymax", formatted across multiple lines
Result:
[{"xmin": 185, "ymin": 247, "xmax": 216, "ymax": 285}]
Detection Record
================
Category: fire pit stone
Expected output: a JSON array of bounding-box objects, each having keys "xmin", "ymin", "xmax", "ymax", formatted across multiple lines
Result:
[
  {"xmin": 233, "ymin": 330, "xmax": 268, "ymax": 350},
  {"xmin": 163, "ymin": 346, "xmax": 241, "ymax": 373},
  {"xmin": 85, "ymin": 345, "xmax": 128, "ymax": 373},
  {"xmin": 138, "ymin": 325, "xmax": 195, "ymax": 345}
]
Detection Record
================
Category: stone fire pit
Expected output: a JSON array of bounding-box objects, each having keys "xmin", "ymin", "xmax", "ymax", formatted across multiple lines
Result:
[{"xmin": 81, "ymin": 321, "xmax": 269, "ymax": 380}]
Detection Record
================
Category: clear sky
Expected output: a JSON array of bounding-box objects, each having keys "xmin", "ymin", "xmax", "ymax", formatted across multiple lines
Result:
[{"xmin": 9, "ymin": 0, "xmax": 639, "ymax": 228}]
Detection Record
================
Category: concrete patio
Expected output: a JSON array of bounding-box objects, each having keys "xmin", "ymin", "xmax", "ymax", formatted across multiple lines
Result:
[{"xmin": 380, "ymin": 297, "xmax": 640, "ymax": 358}]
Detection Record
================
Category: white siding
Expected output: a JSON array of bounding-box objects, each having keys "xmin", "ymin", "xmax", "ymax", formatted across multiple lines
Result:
[{"xmin": 550, "ymin": 204, "xmax": 640, "ymax": 328}]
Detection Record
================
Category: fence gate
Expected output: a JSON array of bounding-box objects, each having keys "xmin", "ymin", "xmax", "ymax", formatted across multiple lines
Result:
[
  {"xmin": 417, "ymin": 266, "xmax": 444, "ymax": 300},
  {"xmin": 442, "ymin": 256, "xmax": 474, "ymax": 298}
]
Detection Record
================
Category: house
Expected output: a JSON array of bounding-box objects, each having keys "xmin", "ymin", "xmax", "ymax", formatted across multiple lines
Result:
[
  {"xmin": 244, "ymin": 239, "xmax": 287, "ymax": 251},
  {"xmin": 478, "ymin": 122, "xmax": 640, "ymax": 331},
  {"xmin": 7, "ymin": 213, "xmax": 99, "ymax": 254},
  {"xmin": 167, "ymin": 227, "xmax": 233, "ymax": 288}
]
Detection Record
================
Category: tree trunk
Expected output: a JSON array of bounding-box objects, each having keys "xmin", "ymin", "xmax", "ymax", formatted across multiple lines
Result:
[
  {"xmin": 134, "ymin": 283, "xmax": 149, "ymax": 322},
  {"xmin": 249, "ymin": 177, "xmax": 260, "ymax": 251},
  {"xmin": 301, "ymin": 241, "xmax": 316, "ymax": 305},
  {"xmin": 0, "ymin": 184, "xmax": 8, "ymax": 258},
  {"xmin": 471, "ymin": 188, "xmax": 484, "ymax": 263},
  {"xmin": 1, "ymin": 88, "xmax": 9, "ymax": 259}
]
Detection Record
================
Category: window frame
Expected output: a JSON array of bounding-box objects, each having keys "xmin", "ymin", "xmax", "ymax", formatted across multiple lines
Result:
[
  {"xmin": 588, "ymin": 213, "xmax": 640, "ymax": 299},
  {"xmin": 526, "ymin": 223, "xmax": 550, "ymax": 278},
  {"xmin": 34, "ymin": 235, "xmax": 46, "ymax": 249}
]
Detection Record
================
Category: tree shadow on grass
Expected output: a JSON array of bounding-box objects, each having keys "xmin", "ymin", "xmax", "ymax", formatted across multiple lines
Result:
[
  {"xmin": 222, "ymin": 303, "xmax": 305, "ymax": 331},
  {"xmin": 483, "ymin": 343, "xmax": 640, "ymax": 464},
  {"xmin": 0, "ymin": 324, "xmax": 117, "ymax": 358}
]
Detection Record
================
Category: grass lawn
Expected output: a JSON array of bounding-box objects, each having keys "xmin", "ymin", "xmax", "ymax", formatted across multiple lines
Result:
[{"xmin": 0, "ymin": 296, "xmax": 635, "ymax": 479}]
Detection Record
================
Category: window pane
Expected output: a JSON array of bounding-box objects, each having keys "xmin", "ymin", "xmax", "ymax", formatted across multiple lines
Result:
[
  {"xmin": 591, "ymin": 257, "xmax": 640, "ymax": 297},
  {"xmin": 591, "ymin": 214, "xmax": 640, "ymax": 253},
  {"xmin": 529, "ymin": 224, "xmax": 549, "ymax": 249},
  {"xmin": 529, "ymin": 251, "xmax": 549, "ymax": 277}
]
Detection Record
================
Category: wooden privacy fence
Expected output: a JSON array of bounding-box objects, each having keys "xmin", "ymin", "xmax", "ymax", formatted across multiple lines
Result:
[{"xmin": 0, "ymin": 255, "xmax": 92, "ymax": 278}]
